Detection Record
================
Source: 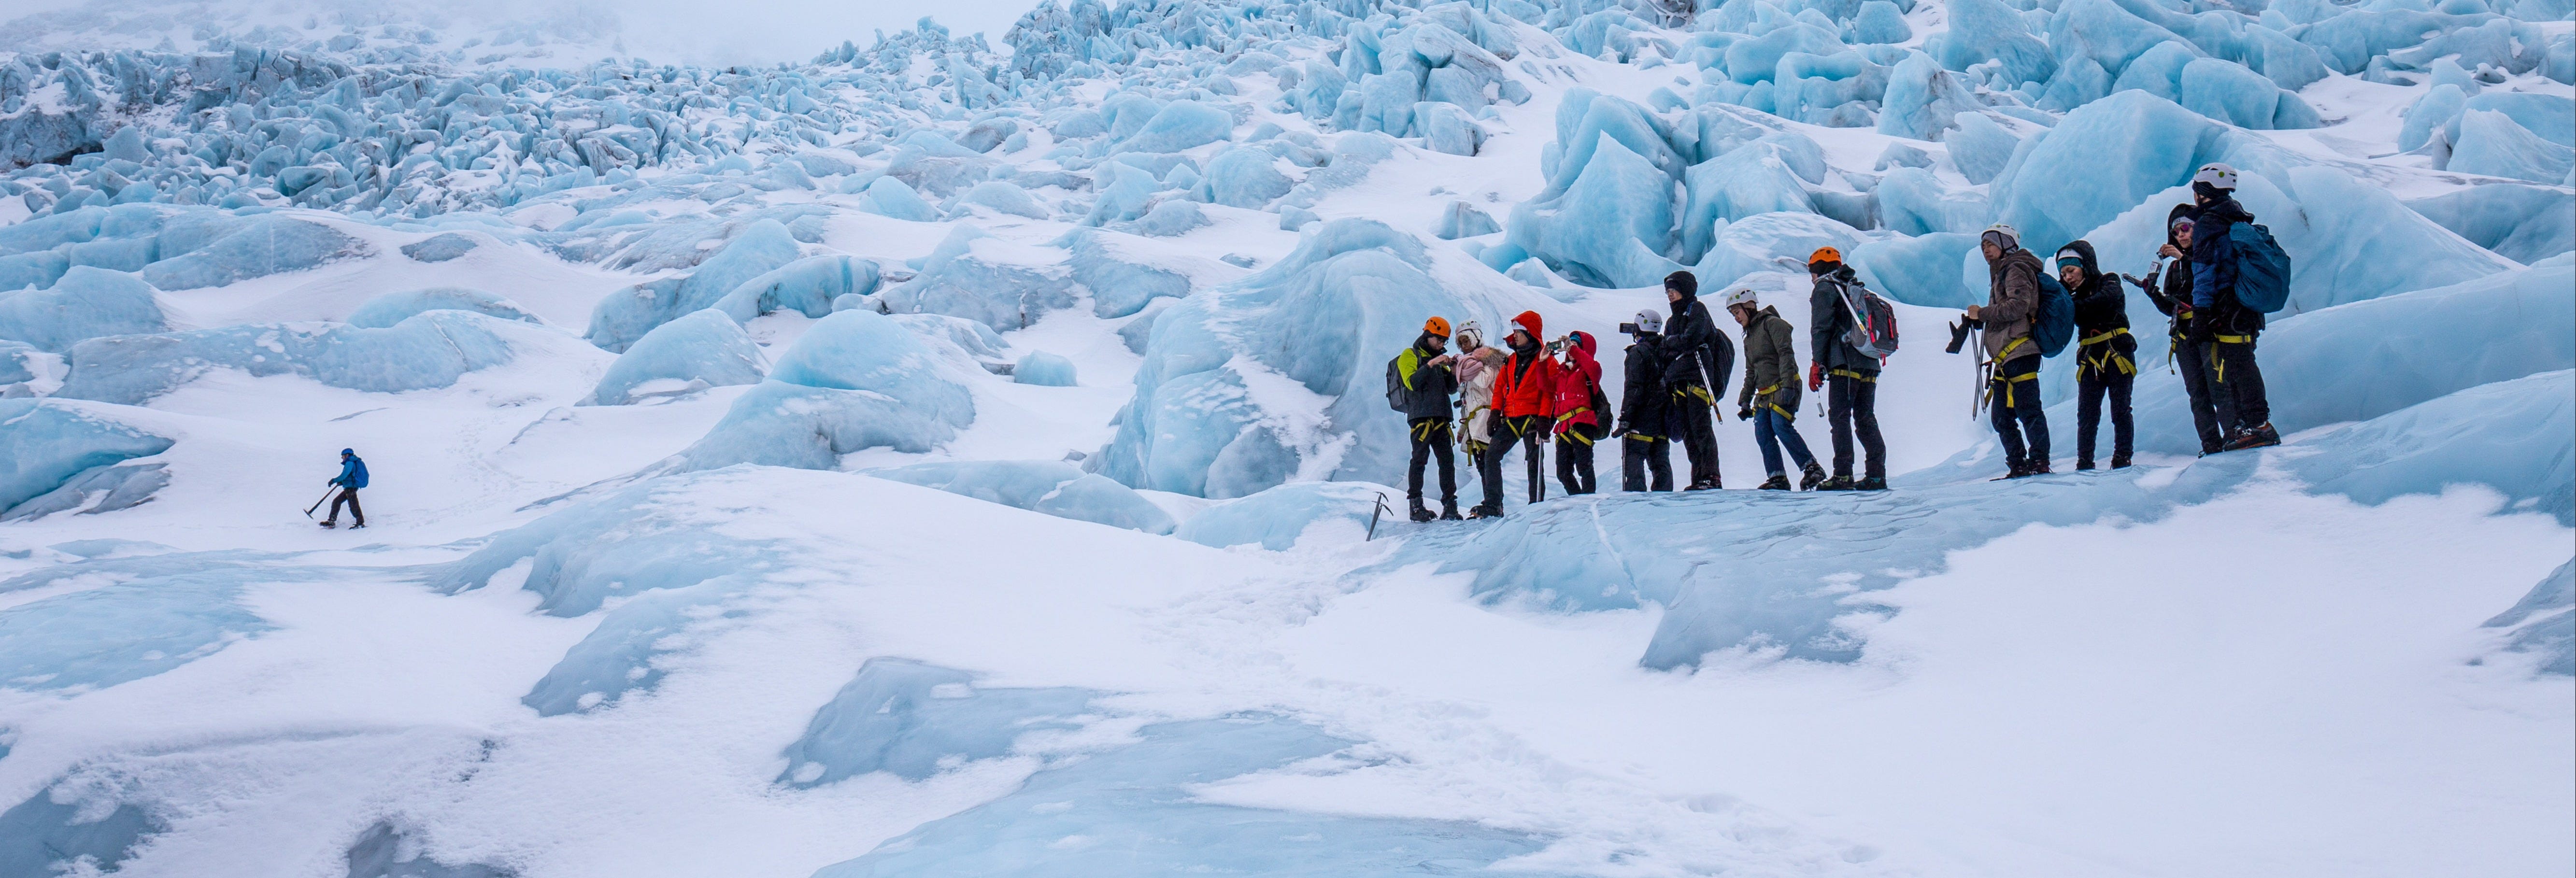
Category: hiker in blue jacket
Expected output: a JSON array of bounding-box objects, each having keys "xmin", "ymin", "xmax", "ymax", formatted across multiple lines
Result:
[
  {"xmin": 323, "ymin": 448, "xmax": 368, "ymax": 529},
  {"xmin": 2185, "ymin": 164, "xmax": 2279, "ymax": 452}
]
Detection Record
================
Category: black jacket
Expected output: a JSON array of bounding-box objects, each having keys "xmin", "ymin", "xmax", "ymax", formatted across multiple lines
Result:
[
  {"xmin": 1617, "ymin": 334, "xmax": 1669, "ymax": 437},
  {"xmin": 1808, "ymin": 267, "xmax": 1879, "ymax": 375},
  {"xmin": 2191, "ymin": 196, "xmax": 2265, "ymax": 335},
  {"xmin": 1384, "ymin": 333, "xmax": 1457, "ymax": 421},
  {"xmin": 2136, "ymin": 203, "xmax": 2195, "ymax": 344},
  {"xmin": 2063, "ymin": 240, "xmax": 2136, "ymax": 357},
  {"xmin": 1661, "ymin": 295, "xmax": 1733, "ymax": 398}
]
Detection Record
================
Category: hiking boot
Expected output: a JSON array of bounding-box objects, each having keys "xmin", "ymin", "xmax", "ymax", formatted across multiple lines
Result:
[
  {"xmin": 349, "ymin": 523, "xmax": 367, "ymax": 529},
  {"xmin": 1798, "ymin": 462, "xmax": 1829, "ymax": 491},
  {"xmin": 2075, "ymin": 458, "xmax": 2095, "ymax": 471},
  {"xmin": 1855, "ymin": 475, "xmax": 1889, "ymax": 491},
  {"xmin": 1756, "ymin": 475, "xmax": 1792, "ymax": 491},
  {"xmin": 318, "ymin": 520, "xmax": 336, "ymax": 528},
  {"xmin": 1684, "ymin": 481, "xmax": 1718, "ymax": 491},
  {"xmin": 1466, "ymin": 504, "xmax": 1504, "ymax": 519},
  {"xmin": 2028, "ymin": 459, "xmax": 2052, "ymax": 475},
  {"xmin": 2224, "ymin": 422, "xmax": 2281, "ymax": 451},
  {"xmin": 1997, "ymin": 461, "xmax": 2032, "ymax": 480},
  {"xmin": 2109, "ymin": 454, "xmax": 2132, "ymax": 469},
  {"xmin": 1409, "ymin": 504, "xmax": 1436, "ymax": 523},
  {"xmin": 1439, "ymin": 503, "xmax": 1463, "ymax": 521},
  {"xmin": 1815, "ymin": 476, "xmax": 1855, "ymax": 491}
]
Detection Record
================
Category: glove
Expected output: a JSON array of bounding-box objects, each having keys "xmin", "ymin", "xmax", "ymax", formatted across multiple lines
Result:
[
  {"xmin": 1610, "ymin": 425, "xmax": 1632, "ymax": 439},
  {"xmin": 1737, "ymin": 406, "xmax": 1755, "ymax": 422},
  {"xmin": 1807, "ymin": 362, "xmax": 1823, "ymax": 392},
  {"xmin": 2189, "ymin": 309, "xmax": 2215, "ymax": 341}
]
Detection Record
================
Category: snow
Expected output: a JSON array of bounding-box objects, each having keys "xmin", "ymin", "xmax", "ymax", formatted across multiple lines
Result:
[{"xmin": 0, "ymin": 0, "xmax": 2568, "ymax": 874}]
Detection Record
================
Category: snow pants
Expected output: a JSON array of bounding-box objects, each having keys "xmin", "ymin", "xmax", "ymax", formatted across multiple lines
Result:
[
  {"xmin": 328, "ymin": 488, "xmax": 365, "ymax": 526},
  {"xmin": 1621, "ymin": 434, "xmax": 1672, "ymax": 492},
  {"xmin": 1990, "ymin": 355, "xmax": 2049, "ymax": 469},
  {"xmin": 1554, "ymin": 433, "xmax": 1596, "ymax": 496},
  {"xmin": 2172, "ymin": 336, "xmax": 2234, "ymax": 454},
  {"xmin": 2076, "ymin": 363, "xmax": 2134, "ymax": 466},
  {"xmin": 2209, "ymin": 335, "xmax": 2270, "ymax": 430},
  {"xmin": 1826, "ymin": 372, "xmax": 1885, "ymax": 480},
  {"xmin": 1406, "ymin": 417, "xmax": 1457, "ymax": 508},
  {"xmin": 1668, "ymin": 385, "xmax": 1720, "ymax": 489}
]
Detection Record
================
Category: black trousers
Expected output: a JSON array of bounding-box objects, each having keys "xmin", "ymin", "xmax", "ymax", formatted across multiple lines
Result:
[
  {"xmin": 2173, "ymin": 335, "xmax": 2234, "ymax": 454},
  {"xmin": 1406, "ymin": 417, "xmax": 1456, "ymax": 507},
  {"xmin": 1668, "ymin": 387, "xmax": 1719, "ymax": 488},
  {"xmin": 1826, "ymin": 372, "xmax": 1885, "ymax": 480},
  {"xmin": 1621, "ymin": 434, "xmax": 1672, "ymax": 492},
  {"xmin": 1477, "ymin": 416, "xmax": 1548, "ymax": 510},
  {"xmin": 328, "ymin": 488, "xmax": 364, "ymax": 525},
  {"xmin": 2209, "ymin": 336, "xmax": 2270, "ymax": 430},
  {"xmin": 1989, "ymin": 355, "xmax": 2049, "ymax": 468},
  {"xmin": 2076, "ymin": 362, "xmax": 2134, "ymax": 465},
  {"xmin": 1554, "ymin": 433, "xmax": 1596, "ymax": 496}
]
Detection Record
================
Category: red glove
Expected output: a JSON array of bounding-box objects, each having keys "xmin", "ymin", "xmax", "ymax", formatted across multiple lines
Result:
[{"xmin": 1807, "ymin": 362, "xmax": 1823, "ymax": 392}]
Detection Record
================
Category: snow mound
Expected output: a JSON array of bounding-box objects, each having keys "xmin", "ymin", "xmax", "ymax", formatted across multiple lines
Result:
[{"xmin": 867, "ymin": 460, "xmax": 1176, "ymax": 534}]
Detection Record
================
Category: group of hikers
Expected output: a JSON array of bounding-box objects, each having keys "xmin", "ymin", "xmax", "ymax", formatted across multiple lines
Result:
[{"xmin": 1386, "ymin": 163, "xmax": 2282, "ymax": 521}]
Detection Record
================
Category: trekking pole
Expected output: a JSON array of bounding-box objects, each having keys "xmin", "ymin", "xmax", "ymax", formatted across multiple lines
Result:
[
  {"xmin": 1366, "ymin": 491, "xmax": 1391, "ymax": 540},
  {"xmin": 303, "ymin": 486, "xmax": 335, "ymax": 518}
]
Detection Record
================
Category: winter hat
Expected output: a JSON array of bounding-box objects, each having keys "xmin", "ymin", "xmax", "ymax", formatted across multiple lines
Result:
[
  {"xmin": 1423, "ymin": 316, "xmax": 1452, "ymax": 337},
  {"xmin": 1510, "ymin": 310, "xmax": 1544, "ymax": 339},
  {"xmin": 2054, "ymin": 247, "xmax": 2085, "ymax": 271},
  {"xmin": 1721, "ymin": 287, "xmax": 1759, "ymax": 310},
  {"xmin": 1631, "ymin": 309, "xmax": 1663, "ymax": 334},
  {"xmin": 341, "ymin": 448, "xmax": 354, "ymax": 455},
  {"xmin": 1663, "ymin": 270, "xmax": 1698, "ymax": 299},
  {"xmin": 1980, "ymin": 223, "xmax": 2019, "ymax": 252}
]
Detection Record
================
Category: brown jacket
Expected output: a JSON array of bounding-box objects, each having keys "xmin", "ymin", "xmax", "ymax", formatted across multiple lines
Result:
[
  {"xmin": 1982, "ymin": 248, "xmax": 2044, "ymax": 363},
  {"xmin": 1736, "ymin": 306, "xmax": 1800, "ymax": 415}
]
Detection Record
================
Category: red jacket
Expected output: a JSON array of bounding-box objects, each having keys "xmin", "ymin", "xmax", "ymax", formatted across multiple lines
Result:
[
  {"xmin": 1494, "ymin": 346, "xmax": 1557, "ymax": 419},
  {"xmin": 1550, "ymin": 332, "xmax": 1602, "ymax": 434}
]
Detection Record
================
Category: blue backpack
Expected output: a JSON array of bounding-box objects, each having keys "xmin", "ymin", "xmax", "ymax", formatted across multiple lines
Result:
[
  {"xmin": 2031, "ymin": 270, "xmax": 2076, "ymax": 357},
  {"xmin": 2228, "ymin": 222, "xmax": 2293, "ymax": 312}
]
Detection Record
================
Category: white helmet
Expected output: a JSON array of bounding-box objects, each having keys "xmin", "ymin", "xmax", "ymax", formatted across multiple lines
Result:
[
  {"xmin": 1454, "ymin": 320, "xmax": 1483, "ymax": 349},
  {"xmin": 1721, "ymin": 287, "xmax": 1759, "ymax": 310},
  {"xmin": 2191, "ymin": 162, "xmax": 2238, "ymax": 190},
  {"xmin": 1631, "ymin": 309, "xmax": 1664, "ymax": 334}
]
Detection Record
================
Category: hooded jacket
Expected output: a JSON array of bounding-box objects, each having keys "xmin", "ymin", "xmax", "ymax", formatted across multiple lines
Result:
[
  {"xmin": 1661, "ymin": 293, "xmax": 1733, "ymax": 397},
  {"xmin": 1737, "ymin": 305, "xmax": 1802, "ymax": 415},
  {"xmin": 1618, "ymin": 333, "xmax": 1669, "ymax": 437},
  {"xmin": 1385, "ymin": 331, "xmax": 1458, "ymax": 421},
  {"xmin": 2062, "ymin": 240, "xmax": 2137, "ymax": 370},
  {"xmin": 1494, "ymin": 312, "xmax": 1558, "ymax": 420},
  {"xmin": 2139, "ymin": 203, "xmax": 2197, "ymax": 344},
  {"xmin": 1454, "ymin": 343, "xmax": 1509, "ymax": 445},
  {"xmin": 1549, "ymin": 331, "xmax": 1604, "ymax": 435},
  {"xmin": 2190, "ymin": 194, "xmax": 2265, "ymax": 335},
  {"xmin": 1808, "ymin": 266, "xmax": 1879, "ymax": 375},
  {"xmin": 1982, "ymin": 245, "xmax": 2045, "ymax": 363},
  {"xmin": 333, "ymin": 455, "xmax": 369, "ymax": 489}
]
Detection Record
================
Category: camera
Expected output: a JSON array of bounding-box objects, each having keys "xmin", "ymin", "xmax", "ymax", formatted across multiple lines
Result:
[{"xmin": 1617, "ymin": 322, "xmax": 1639, "ymax": 335}]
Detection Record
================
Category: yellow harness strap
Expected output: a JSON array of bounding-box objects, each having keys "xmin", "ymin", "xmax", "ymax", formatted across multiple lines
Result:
[{"xmin": 1828, "ymin": 368, "xmax": 1876, "ymax": 382}]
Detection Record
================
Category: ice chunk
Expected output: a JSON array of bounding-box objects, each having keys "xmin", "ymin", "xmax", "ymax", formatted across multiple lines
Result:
[
  {"xmin": 669, "ymin": 382, "xmax": 954, "ymax": 471},
  {"xmin": 1875, "ymin": 141, "xmax": 1934, "ymax": 170},
  {"xmin": 2464, "ymin": 92, "xmax": 2576, "ymax": 148},
  {"xmin": 811, "ymin": 717, "xmax": 1561, "ymax": 878},
  {"xmin": 1874, "ymin": 167, "xmax": 1991, "ymax": 235},
  {"xmin": 2483, "ymin": 559, "xmax": 2573, "ymax": 676},
  {"xmin": 587, "ymin": 219, "xmax": 803, "ymax": 352},
  {"xmin": 0, "ymin": 550, "xmax": 281, "ymax": 690},
  {"xmin": 431, "ymin": 472, "xmax": 767, "ymax": 617},
  {"xmin": 1987, "ymin": 92, "xmax": 2225, "ymax": 253},
  {"xmin": 1879, "ymin": 54, "xmax": 1982, "ymax": 144},
  {"xmin": 1851, "ymin": 1, "xmax": 1912, "ymax": 43},
  {"xmin": 2447, "ymin": 109, "xmax": 2576, "ymax": 184},
  {"xmin": 2287, "ymin": 369, "xmax": 2572, "ymax": 526},
  {"xmin": 1418, "ymin": 101, "xmax": 1486, "ymax": 156},
  {"xmin": 1946, "ymin": 113, "xmax": 2021, "ymax": 186},
  {"xmin": 343, "ymin": 287, "xmax": 542, "ymax": 329},
  {"xmin": 2404, "ymin": 184, "xmax": 2574, "ymax": 264},
  {"xmin": 399, "ymin": 232, "xmax": 480, "ymax": 263},
  {"xmin": 1012, "ymin": 351, "xmax": 1078, "ymax": 386},
  {"xmin": 344, "ymin": 821, "xmax": 513, "ymax": 878},
  {"xmin": 1110, "ymin": 101, "xmax": 1235, "ymax": 154},
  {"xmin": 857, "ymin": 176, "xmax": 939, "ymax": 221},
  {"xmin": 867, "ymin": 460, "xmax": 1176, "ymax": 534},
  {"xmin": 0, "ymin": 399, "xmax": 173, "ymax": 512},
  {"xmin": 2110, "ymin": 41, "xmax": 2198, "ymax": 100},
  {"xmin": 768, "ymin": 309, "xmax": 975, "ymax": 427},
  {"xmin": 1437, "ymin": 201, "xmax": 1501, "ymax": 240},
  {"xmin": 137, "ymin": 216, "xmax": 365, "ymax": 290},
  {"xmin": 713, "ymin": 255, "xmax": 882, "ymax": 325},
  {"xmin": 1678, "ymin": 146, "xmax": 1817, "ymax": 262},
  {"xmin": 1928, "ymin": 0, "xmax": 2057, "ymax": 86},
  {"xmin": 0, "ymin": 785, "xmax": 162, "ymax": 877},
  {"xmin": 587, "ymin": 309, "xmax": 767, "ymax": 406},
  {"xmin": 948, "ymin": 180, "xmax": 1051, "ymax": 220},
  {"xmin": 2, "ymin": 462, "xmax": 170, "ymax": 522},
  {"xmin": 2400, "ymin": 85, "xmax": 2471, "ymax": 153},
  {"xmin": 525, "ymin": 578, "xmax": 749, "ymax": 715},
  {"xmin": 880, "ymin": 226, "xmax": 1079, "ymax": 331},
  {"xmin": 1196, "ymin": 147, "xmax": 1293, "ymax": 209},
  {"xmin": 1504, "ymin": 134, "xmax": 1682, "ymax": 288},
  {"xmin": 1852, "ymin": 231, "xmax": 1980, "ymax": 306},
  {"xmin": 1057, "ymin": 228, "xmax": 1200, "ymax": 319},
  {"xmin": 2179, "ymin": 58, "xmax": 2314, "ymax": 130},
  {"xmin": 1130, "ymin": 199, "xmax": 1208, "ymax": 237},
  {"xmin": 1688, "ymin": 212, "xmax": 1867, "ymax": 293},
  {"xmin": 0, "ymin": 340, "xmax": 35, "ymax": 385},
  {"xmin": 1174, "ymin": 481, "xmax": 1392, "ymax": 550},
  {"xmin": 0, "ymin": 266, "xmax": 168, "ymax": 352},
  {"xmin": 777, "ymin": 658, "xmax": 1095, "ymax": 787},
  {"xmin": 57, "ymin": 311, "xmax": 526, "ymax": 405}
]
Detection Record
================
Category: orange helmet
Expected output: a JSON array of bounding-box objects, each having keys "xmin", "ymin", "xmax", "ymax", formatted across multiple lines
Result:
[
  {"xmin": 1423, "ymin": 316, "xmax": 1452, "ymax": 337},
  {"xmin": 1808, "ymin": 246, "xmax": 1842, "ymax": 267}
]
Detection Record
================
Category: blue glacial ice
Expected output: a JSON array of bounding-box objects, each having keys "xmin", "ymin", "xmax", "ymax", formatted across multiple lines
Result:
[
  {"xmin": 1175, "ymin": 481, "xmax": 1395, "ymax": 550},
  {"xmin": 1877, "ymin": 52, "xmax": 1981, "ymax": 140},
  {"xmin": 810, "ymin": 716, "xmax": 1568, "ymax": 878},
  {"xmin": 855, "ymin": 176, "xmax": 940, "ymax": 222},
  {"xmin": 343, "ymin": 821, "xmax": 514, "ymax": 878},
  {"xmin": 1107, "ymin": 99, "xmax": 1235, "ymax": 154},
  {"xmin": 0, "ymin": 550, "xmax": 286, "ymax": 691},
  {"xmin": 0, "ymin": 784, "xmax": 162, "ymax": 878},
  {"xmin": 2403, "ymin": 184, "xmax": 2574, "ymax": 264},
  {"xmin": 1944, "ymin": 113, "xmax": 2021, "ymax": 186},
  {"xmin": 1196, "ymin": 146, "xmax": 1294, "ymax": 209},
  {"xmin": 0, "ymin": 340, "xmax": 36, "ymax": 385},
  {"xmin": 948, "ymin": 181, "xmax": 1052, "ymax": 220},
  {"xmin": 135, "ymin": 216, "xmax": 367, "ymax": 290},
  {"xmin": 1012, "ymin": 352, "xmax": 1078, "ymax": 387},
  {"xmin": 2483, "ymin": 560, "xmax": 2573, "ymax": 676},
  {"xmin": 1093, "ymin": 219, "xmax": 1540, "ymax": 497},
  {"xmin": 400, "ymin": 233, "xmax": 481, "ymax": 263},
  {"xmin": 586, "ymin": 219, "xmax": 804, "ymax": 352},
  {"xmin": 0, "ymin": 399, "xmax": 174, "ymax": 513},
  {"xmin": 55, "ymin": 310, "xmax": 527, "ymax": 405},
  {"xmin": 880, "ymin": 226, "xmax": 1079, "ymax": 331},
  {"xmin": 2286, "ymin": 369, "xmax": 2572, "ymax": 526},
  {"xmin": 1871, "ymin": 168, "xmax": 1989, "ymax": 236},
  {"xmin": 664, "ymin": 312, "xmax": 975, "ymax": 472},
  {"xmin": 2447, "ymin": 109, "xmax": 2576, "ymax": 184},
  {"xmin": 866, "ymin": 460, "xmax": 1176, "ymax": 534},
  {"xmin": 0, "ymin": 266, "xmax": 168, "ymax": 353},
  {"xmin": 713, "ymin": 255, "xmax": 884, "ymax": 325},
  {"xmin": 586, "ymin": 309, "xmax": 768, "ymax": 406},
  {"xmin": 768, "ymin": 310, "xmax": 974, "ymax": 427},
  {"xmin": 343, "ymin": 287, "xmax": 544, "ymax": 329},
  {"xmin": 776, "ymin": 658, "xmax": 1096, "ymax": 787},
  {"xmin": 1852, "ymin": 231, "xmax": 1979, "ymax": 307}
]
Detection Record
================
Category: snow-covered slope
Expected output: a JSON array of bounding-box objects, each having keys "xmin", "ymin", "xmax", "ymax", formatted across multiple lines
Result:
[{"xmin": 0, "ymin": 0, "xmax": 2569, "ymax": 874}]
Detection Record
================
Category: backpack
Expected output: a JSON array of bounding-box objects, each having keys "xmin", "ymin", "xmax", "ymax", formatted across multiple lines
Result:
[
  {"xmin": 2031, "ymin": 270, "xmax": 2077, "ymax": 357},
  {"xmin": 1384, "ymin": 350, "xmax": 1416, "ymax": 412},
  {"xmin": 2228, "ymin": 222, "xmax": 2293, "ymax": 312},
  {"xmin": 1581, "ymin": 378, "xmax": 1612, "ymax": 441},
  {"xmin": 1833, "ymin": 278, "xmax": 1900, "ymax": 360}
]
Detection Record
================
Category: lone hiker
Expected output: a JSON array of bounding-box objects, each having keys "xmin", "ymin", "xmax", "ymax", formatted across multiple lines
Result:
[
  {"xmin": 1614, "ymin": 311, "xmax": 1673, "ymax": 492},
  {"xmin": 1806, "ymin": 247, "xmax": 1887, "ymax": 491},
  {"xmin": 1971, "ymin": 224, "xmax": 2051, "ymax": 478},
  {"xmin": 1728, "ymin": 288, "xmax": 1827, "ymax": 491},
  {"xmin": 2133, "ymin": 206, "xmax": 2236, "ymax": 456},
  {"xmin": 323, "ymin": 448, "xmax": 368, "ymax": 529},
  {"xmin": 2060, "ymin": 240, "xmax": 2136, "ymax": 470},
  {"xmin": 1661, "ymin": 271, "xmax": 1731, "ymax": 490},
  {"xmin": 2186, "ymin": 163, "xmax": 2280, "ymax": 452},
  {"xmin": 1455, "ymin": 322, "xmax": 1510, "ymax": 518},
  {"xmin": 1386, "ymin": 317, "xmax": 1461, "ymax": 521}
]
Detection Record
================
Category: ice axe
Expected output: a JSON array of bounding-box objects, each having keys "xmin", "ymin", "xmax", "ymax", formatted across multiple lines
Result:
[{"xmin": 304, "ymin": 486, "xmax": 335, "ymax": 519}]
